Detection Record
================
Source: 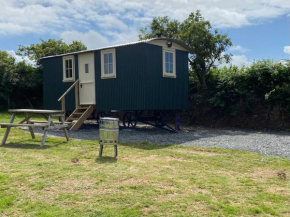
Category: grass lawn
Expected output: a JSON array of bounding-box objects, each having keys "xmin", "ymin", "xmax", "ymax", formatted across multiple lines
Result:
[{"xmin": 0, "ymin": 113, "xmax": 290, "ymax": 216}]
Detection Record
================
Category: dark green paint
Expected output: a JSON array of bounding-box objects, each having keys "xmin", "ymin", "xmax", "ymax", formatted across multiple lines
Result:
[
  {"xmin": 95, "ymin": 43, "xmax": 188, "ymax": 111},
  {"xmin": 42, "ymin": 55, "xmax": 78, "ymax": 111},
  {"xmin": 42, "ymin": 43, "xmax": 188, "ymax": 112}
]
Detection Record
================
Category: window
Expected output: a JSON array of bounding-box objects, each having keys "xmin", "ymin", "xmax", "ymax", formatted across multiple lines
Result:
[
  {"xmin": 101, "ymin": 49, "xmax": 116, "ymax": 79},
  {"xmin": 63, "ymin": 56, "xmax": 75, "ymax": 82},
  {"xmin": 163, "ymin": 49, "xmax": 176, "ymax": 78},
  {"xmin": 85, "ymin": 64, "xmax": 89, "ymax": 73}
]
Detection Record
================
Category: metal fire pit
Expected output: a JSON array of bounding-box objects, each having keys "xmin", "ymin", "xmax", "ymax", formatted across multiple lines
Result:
[{"xmin": 98, "ymin": 117, "xmax": 119, "ymax": 157}]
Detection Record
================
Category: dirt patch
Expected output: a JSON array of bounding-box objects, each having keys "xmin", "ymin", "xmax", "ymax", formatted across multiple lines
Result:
[
  {"xmin": 163, "ymin": 156, "xmax": 194, "ymax": 163},
  {"xmin": 249, "ymin": 168, "xmax": 278, "ymax": 181},
  {"xmin": 265, "ymin": 187, "xmax": 290, "ymax": 195},
  {"xmin": 121, "ymin": 155, "xmax": 160, "ymax": 164},
  {"xmin": 174, "ymin": 148, "xmax": 225, "ymax": 157},
  {"xmin": 117, "ymin": 177, "xmax": 150, "ymax": 186}
]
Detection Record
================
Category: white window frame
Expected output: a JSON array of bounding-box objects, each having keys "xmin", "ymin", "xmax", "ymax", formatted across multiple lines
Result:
[
  {"xmin": 62, "ymin": 55, "xmax": 75, "ymax": 82},
  {"xmin": 101, "ymin": 48, "xmax": 116, "ymax": 79},
  {"xmin": 163, "ymin": 48, "xmax": 176, "ymax": 78}
]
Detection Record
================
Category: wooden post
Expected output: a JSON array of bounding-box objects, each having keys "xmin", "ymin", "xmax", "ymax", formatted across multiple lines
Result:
[
  {"xmin": 61, "ymin": 98, "xmax": 65, "ymax": 111},
  {"xmin": 75, "ymin": 82, "xmax": 79, "ymax": 108},
  {"xmin": 41, "ymin": 115, "xmax": 52, "ymax": 147},
  {"xmin": 1, "ymin": 113, "xmax": 15, "ymax": 145},
  {"xmin": 60, "ymin": 115, "xmax": 69, "ymax": 142},
  {"xmin": 26, "ymin": 114, "xmax": 35, "ymax": 139},
  {"xmin": 58, "ymin": 79, "xmax": 79, "ymax": 112}
]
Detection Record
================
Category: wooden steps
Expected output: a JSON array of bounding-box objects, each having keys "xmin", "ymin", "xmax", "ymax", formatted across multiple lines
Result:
[{"xmin": 66, "ymin": 105, "xmax": 95, "ymax": 131}]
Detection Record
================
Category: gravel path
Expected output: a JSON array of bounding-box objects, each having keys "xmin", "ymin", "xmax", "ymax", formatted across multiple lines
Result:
[{"xmin": 28, "ymin": 123, "xmax": 290, "ymax": 158}]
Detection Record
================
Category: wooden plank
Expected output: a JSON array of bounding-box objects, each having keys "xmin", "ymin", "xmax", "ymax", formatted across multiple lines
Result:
[
  {"xmin": 75, "ymin": 82, "xmax": 79, "ymax": 108},
  {"xmin": 8, "ymin": 109, "xmax": 65, "ymax": 114},
  {"xmin": 0, "ymin": 123, "xmax": 49, "ymax": 128},
  {"xmin": 41, "ymin": 130, "xmax": 48, "ymax": 147},
  {"xmin": 29, "ymin": 120, "xmax": 62, "ymax": 124},
  {"xmin": 41, "ymin": 115, "xmax": 52, "ymax": 147},
  {"xmin": 61, "ymin": 98, "xmax": 65, "ymax": 111},
  {"xmin": 26, "ymin": 114, "xmax": 35, "ymax": 139},
  {"xmin": 58, "ymin": 79, "xmax": 79, "ymax": 102},
  {"xmin": 18, "ymin": 116, "xmax": 30, "ymax": 124},
  {"xmin": 60, "ymin": 115, "xmax": 69, "ymax": 142},
  {"xmin": 70, "ymin": 105, "xmax": 95, "ymax": 130},
  {"xmin": 66, "ymin": 107, "xmax": 80, "ymax": 122},
  {"xmin": 1, "ymin": 113, "xmax": 15, "ymax": 145}
]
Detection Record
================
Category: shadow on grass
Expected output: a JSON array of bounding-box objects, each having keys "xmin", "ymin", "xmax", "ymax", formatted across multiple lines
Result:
[
  {"xmin": 0, "ymin": 140, "xmax": 64, "ymax": 149},
  {"xmin": 95, "ymin": 156, "xmax": 117, "ymax": 163},
  {"xmin": 119, "ymin": 142, "xmax": 172, "ymax": 150}
]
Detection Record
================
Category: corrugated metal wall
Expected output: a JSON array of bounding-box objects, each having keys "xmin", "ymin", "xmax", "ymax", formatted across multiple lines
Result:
[
  {"xmin": 95, "ymin": 43, "xmax": 188, "ymax": 111},
  {"xmin": 42, "ymin": 55, "xmax": 78, "ymax": 111},
  {"xmin": 42, "ymin": 43, "xmax": 188, "ymax": 112}
]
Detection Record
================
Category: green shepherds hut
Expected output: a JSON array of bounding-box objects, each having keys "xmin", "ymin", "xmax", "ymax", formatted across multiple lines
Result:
[{"xmin": 41, "ymin": 38, "xmax": 190, "ymax": 130}]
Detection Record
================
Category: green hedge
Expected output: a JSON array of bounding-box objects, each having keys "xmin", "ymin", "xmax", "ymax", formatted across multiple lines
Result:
[
  {"xmin": 0, "ymin": 51, "xmax": 42, "ymax": 110},
  {"xmin": 189, "ymin": 60, "xmax": 290, "ymax": 128}
]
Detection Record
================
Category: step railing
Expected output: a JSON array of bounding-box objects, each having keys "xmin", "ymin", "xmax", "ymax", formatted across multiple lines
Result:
[{"xmin": 58, "ymin": 79, "xmax": 79, "ymax": 111}]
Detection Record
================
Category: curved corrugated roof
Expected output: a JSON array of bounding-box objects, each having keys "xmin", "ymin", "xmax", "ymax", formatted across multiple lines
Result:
[{"xmin": 41, "ymin": 38, "xmax": 192, "ymax": 59}]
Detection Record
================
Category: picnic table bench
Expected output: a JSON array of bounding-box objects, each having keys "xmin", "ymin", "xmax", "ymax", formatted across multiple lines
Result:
[{"xmin": 0, "ymin": 109, "xmax": 69, "ymax": 147}]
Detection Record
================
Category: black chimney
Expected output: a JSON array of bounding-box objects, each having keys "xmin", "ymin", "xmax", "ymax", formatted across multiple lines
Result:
[{"xmin": 156, "ymin": 33, "xmax": 162, "ymax": 38}]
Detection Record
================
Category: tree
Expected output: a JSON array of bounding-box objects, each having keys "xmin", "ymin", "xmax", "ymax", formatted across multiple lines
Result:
[
  {"xmin": 139, "ymin": 16, "xmax": 180, "ymax": 40},
  {"xmin": 0, "ymin": 51, "xmax": 15, "ymax": 108},
  {"xmin": 17, "ymin": 39, "xmax": 87, "ymax": 66},
  {"xmin": 0, "ymin": 39, "xmax": 88, "ymax": 109},
  {"xmin": 139, "ymin": 11, "xmax": 232, "ymax": 89}
]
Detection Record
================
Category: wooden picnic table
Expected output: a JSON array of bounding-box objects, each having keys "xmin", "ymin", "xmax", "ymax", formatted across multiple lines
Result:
[{"xmin": 0, "ymin": 109, "xmax": 69, "ymax": 147}]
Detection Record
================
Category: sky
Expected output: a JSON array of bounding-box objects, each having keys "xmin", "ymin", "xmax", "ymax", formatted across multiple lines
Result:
[{"xmin": 0, "ymin": 0, "xmax": 289, "ymax": 67}]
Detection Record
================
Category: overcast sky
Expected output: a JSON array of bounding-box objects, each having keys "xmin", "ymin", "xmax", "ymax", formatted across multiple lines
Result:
[{"xmin": 0, "ymin": 0, "xmax": 289, "ymax": 67}]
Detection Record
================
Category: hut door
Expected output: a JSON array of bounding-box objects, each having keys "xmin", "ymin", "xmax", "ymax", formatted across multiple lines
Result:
[{"xmin": 78, "ymin": 53, "xmax": 96, "ymax": 105}]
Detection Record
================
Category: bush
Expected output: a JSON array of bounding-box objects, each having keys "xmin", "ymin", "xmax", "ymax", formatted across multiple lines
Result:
[
  {"xmin": 0, "ymin": 51, "xmax": 42, "ymax": 110},
  {"xmin": 190, "ymin": 60, "xmax": 290, "ymax": 128}
]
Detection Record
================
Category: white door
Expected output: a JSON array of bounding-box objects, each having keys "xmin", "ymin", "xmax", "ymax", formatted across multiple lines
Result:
[{"xmin": 78, "ymin": 53, "xmax": 96, "ymax": 105}]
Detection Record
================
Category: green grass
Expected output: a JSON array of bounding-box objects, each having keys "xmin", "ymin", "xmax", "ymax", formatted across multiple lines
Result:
[{"xmin": 0, "ymin": 115, "xmax": 290, "ymax": 216}]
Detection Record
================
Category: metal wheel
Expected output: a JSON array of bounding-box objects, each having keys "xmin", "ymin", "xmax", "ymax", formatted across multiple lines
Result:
[
  {"xmin": 123, "ymin": 112, "xmax": 137, "ymax": 128},
  {"xmin": 154, "ymin": 111, "xmax": 170, "ymax": 127},
  {"xmin": 97, "ymin": 112, "xmax": 106, "ymax": 123}
]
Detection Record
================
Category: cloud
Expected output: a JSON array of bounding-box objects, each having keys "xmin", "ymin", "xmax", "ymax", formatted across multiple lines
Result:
[
  {"xmin": 61, "ymin": 30, "xmax": 111, "ymax": 49},
  {"xmin": 201, "ymin": 8, "xmax": 250, "ymax": 28},
  {"xmin": 0, "ymin": 1, "xmax": 64, "ymax": 35},
  {"xmin": 61, "ymin": 28, "xmax": 139, "ymax": 49},
  {"xmin": 1, "ymin": 0, "xmax": 290, "ymax": 37},
  {"xmin": 6, "ymin": 50, "xmax": 36, "ymax": 66},
  {"xmin": 284, "ymin": 46, "xmax": 290, "ymax": 55},
  {"xmin": 1, "ymin": 0, "xmax": 290, "ymax": 54},
  {"xmin": 228, "ymin": 45, "xmax": 249, "ymax": 53},
  {"xmin": 231, "ymin": 55, "xmax": 252, "ymax": 67},
  {"xmin": 220, "ymin": 54, "xmax": 252, "ymax": 68}
]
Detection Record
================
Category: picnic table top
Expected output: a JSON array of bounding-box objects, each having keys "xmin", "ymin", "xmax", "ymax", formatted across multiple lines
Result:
[{"xmin": 8, "ymin": 109, "xmax": 65, "ymax": 114}]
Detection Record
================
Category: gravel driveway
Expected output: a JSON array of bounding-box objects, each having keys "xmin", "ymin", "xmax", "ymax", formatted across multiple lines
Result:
[{"xmin": 29, "ymin": 123, "xmax": 290, "ymax": 158}]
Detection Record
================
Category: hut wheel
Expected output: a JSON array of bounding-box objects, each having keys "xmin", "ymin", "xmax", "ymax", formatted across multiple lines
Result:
[
  {"xmin": 154, "ymin": 111, "xmax": 169, "ymax": 126},
  {"xmin": 123, "ymin": 112, "xmax": 137, "ymax": 128}
]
